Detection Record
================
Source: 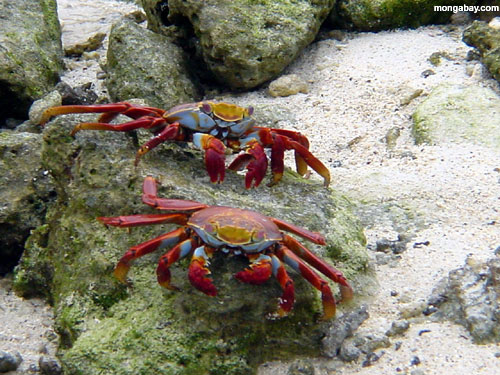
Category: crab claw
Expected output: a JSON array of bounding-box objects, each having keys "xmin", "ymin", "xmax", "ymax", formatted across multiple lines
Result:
[
  {"xmin": 188, "ymin": 246, "xmax": 217, "ymax": 296},
  {"xmin": 193, "ymin": 133, "xmax": 226, "ymax": 183},
  {"xmin": 228, "ymin": 140, "xmax": 268, "ymax": 188},
  {"xmin": 235, "ymin": 254, "xmax": 272, "ymax": 284}
]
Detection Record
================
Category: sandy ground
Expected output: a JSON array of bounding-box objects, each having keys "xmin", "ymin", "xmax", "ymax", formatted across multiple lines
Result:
[{"xmin": 1, "ymin": 1, "xmax": 499, "ymax": 374}]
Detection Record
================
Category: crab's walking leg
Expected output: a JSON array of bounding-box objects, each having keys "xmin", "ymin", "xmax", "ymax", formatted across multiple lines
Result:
[
  {"xmin": 228, "ymin": 139, "xmax": 269, "ymax": 188},
  {"xmin": 141, "ymin": 176, "xmax": 209, "ymax": 212},
  {"xmin": 98, "ymin": 213, "xmax": 188, "ymax": 227},
  {"xmin": 234, "ymin": 254, "xmax": 272, "ymax": 284},
  {"xmin": 188, "ymin": 246, "xmax": 217, "ymax": 296},
  {"xmin": 270, "ymin": 254, "xmax": 295, "ymax": 317},
  {"xmin": 111, "ymin": 227, "xmax": 190, "ymax": 284},
  {"xmin": 135, "ymin": 123, "xmax": 184, "ymax": 165},
  {"xmin": 39, "ymin": 102, "xmax": 166, "ymax": 126},
  {"xmin": 69, "ymin": 116, "xmax": 167, "ymax": 136},
  {"xmin": 276, "ymin": 245, "xmax": 337, "ymax": 320},
  {"xmin": 283, "ymin": 235, "xmax": 353, "ymax": 303},
  {"xmin": 271, "ymin": 218, "xmax": 326, "ymax": 245},
  {"xmin": 192, "ymin": 133, "xmax": 227, "ymax": 184},
  {"xmin": 156, "ymin": 237, "xmax": 199, "ymax": 290}
]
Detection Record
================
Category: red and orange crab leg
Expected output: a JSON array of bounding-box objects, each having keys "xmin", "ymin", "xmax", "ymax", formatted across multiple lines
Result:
[
  {"xmin": 276, "ymin": 245, "xmax": 337, "ymax": 320},
  {"xmin": 156, "ymin": 237, "xmax": 199, "ymax": 290},
  {"xmin": 141, "ymin": 176, "xmax": 209, "ymax": 212},
  {"xmin": 227, "ymin": 139, "xmax": 268, "ymax": 188},
  {"xmin": 270, "ymin": 254, "xmax": 295, "ymax": 317},
  {"xmin": 39, "ymin": 102, "xmax": 166, "ymax": 127},
  {"xmin": 265, "ymin": 128, "xmax": 310, "ymax": 178},
  {"xmin": 192, "ymin": 133, "xmax": 227, "ymax": 184},
  {"xmin": 188, "ymin": 246, "xmax": 217, "ymax": 296},
  {"xmin": 282, "ymin": 234, "xmax": 353, "ymax": 303},
  {"xmin": 234, "ymin": 253, "xmax": 272, "ymax": 284},
  {"xmin": 271, "ymin": 218, "xmax": 326, "ymax": 245}
]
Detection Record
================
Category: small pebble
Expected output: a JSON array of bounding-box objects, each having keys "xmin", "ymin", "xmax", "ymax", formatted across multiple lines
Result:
[
  {"xmin": 0, "ymin": 350, "xmax": 23, "ymax": 373},
  {"xmin": 287, "ymin": 359, "xmax": 315, "ymax": 375},
  {"xmin": 39, "ymin": 356, "xmax": 62, "ymax": 375},
  {"xmin": 386, "ymin": 320, "xmax": 410, "ymax": 337},
  {"xmin": 410, "ymin": 355, "xmax": 421, "ymax": 366},
  {"xmin": 268, "ymin": 74, "xmax": 309, "ymax": 97}
]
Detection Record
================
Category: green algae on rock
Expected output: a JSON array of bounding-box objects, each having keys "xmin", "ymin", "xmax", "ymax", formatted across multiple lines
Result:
[
  {"xmin": 107, "ymin": 19, "xmax": 200, "ymax": 108},
  {"xmin": 463, "ymin": 20, "xmax": 500, "ymax": 83},
  {"xmin": 14, "ymin": 100, "xmax": 372, "ymax": 374},
  {"xmin": 0, "ymin": 0, "xmax": 63, "ymax": 123},
  {"xmin": 412, "ymin": 84, "xmax": 500, "ymax": 149},
  {"xmin": 332, "ymin": 0, "xmax": 478, "ymax": 31}
]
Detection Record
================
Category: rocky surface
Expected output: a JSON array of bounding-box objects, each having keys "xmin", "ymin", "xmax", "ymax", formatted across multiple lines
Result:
[
  {"xmin": 463, "ymin": 19, "xmax": 500, "ymax": 82},
  {"xmin": 0, "ymin": 0, "xmax": 63, "ymax": 126}
]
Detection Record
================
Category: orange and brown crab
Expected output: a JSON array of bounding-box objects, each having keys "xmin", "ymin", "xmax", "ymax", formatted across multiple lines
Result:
[
  {"xmin": 40, "ymin": 101, "xmax": 330, "ymax": 188},
  {"xmin": 99, "ymin": 176, "xmax": 352, "ymax": 320}
]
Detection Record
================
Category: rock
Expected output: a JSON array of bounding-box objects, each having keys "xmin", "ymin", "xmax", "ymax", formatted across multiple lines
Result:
[
  {"xmin": 13, "ymin": 102, "xmax": 372, "ymax": 374},
  {"xmin": 64, "ymin": 32, "xmax": 106, "ymax": 56},
  {"xmin": 106, "ymin": 18, "xmax": 200, "ymax": 108},
  {"xmin": 321, "ymin": 305, "xmax": 370, "ymax": 357},
  {"xmin": 0, "ymin": 0, "xmax": 63, "ymax": 125},
  {"xmin": 412, "ymin": 84, "xmax": 500, "ymax": 149},
  {"xmin": 39, "ymin": 356, "xmax": 62, "ymax": 375},
  {"xmin": 463, "ymin": 20, "xmax": 500, "ymax": 83},
  {"xmin": 268, "ymin": 74, "xmax": 309, "ymax": 97},
  {"xmin": 0, "ymin": 350, "xmax": 22, "ymax": 373},
  {"xmin": 427, "ymin": 256, "xmax": 500, "ymax": 343},
  {"xmin": 330, "ymin": 0, "xmax": 474, "ymax": 31},
  {"xmin": 288, "ymin": 359, "xmax": 315, "ymax": 375},
  {"xmin": 0, "ymin": 131, "xmax": 56, "ymax": 275},
  {"xmin": 143, "ymin": 0, "xmax": 335, "ymax": 89},
  {"xmin": 386, "ymin": 320, "xmax": 410, "ymax": 337}
]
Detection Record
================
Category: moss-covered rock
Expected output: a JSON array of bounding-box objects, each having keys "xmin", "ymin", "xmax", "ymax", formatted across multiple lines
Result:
[
  {"xmin": 106, "ymin": 19, "xmax": 200, "ymax": 108},
  {"xmin": 463, "ymin": 20, "xmax": 500, "ymax": 83},
  {"xmin": 412, "ymin": 84, "xmax": 500, "ymax": 149},
  {"xmin": 0, "ymin": 0, "xmax": 63, "ymax": 124},
  {"xmin": 332, "ymin": 0, "xmax": 478, "ymax": 31},
  {"xmin": 141, "ymin": 0, "xmax": 335, "ymax": 89},
  {"xmin": 0, "ymin": 131, "xmax": 55, "ymax": 275},
  {"xmin": 14, "ymin": 102, "xmax": 372, "ymax": 374}
]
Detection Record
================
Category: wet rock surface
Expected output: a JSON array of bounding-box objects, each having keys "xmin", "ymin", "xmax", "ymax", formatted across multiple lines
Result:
[
  {"xmin": 427, "ymin": 255, "xmax": 500, "ymax": 343},
  {"xmin": 0, "ymin": 0, "xmax": 63, "ymax": 125}
]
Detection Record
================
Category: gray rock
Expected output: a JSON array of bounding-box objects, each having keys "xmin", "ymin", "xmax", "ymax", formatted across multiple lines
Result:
[
  {"xmin": 143, "ymin": 0, "xmax": 335, "ymax": 89},
  {"xmin": 39, "ymin": 356, "xmax": 62, "ymax": 375},
  {"xmin": 427, "ymin": 256, "xmax": 500, "ymax": 343},
  {"xmin": 331, "ymin": 0, "xmax": 472, "ymax": 31},
  {"xmin": 13, "ymin": 101, "xmax": 372, "ymax": 374},
  {"xmin": 0, "ymin": 0, "xmax": 63, "ymax": 124},
  {"xmin": 386, "ymin": 320, "xmax": 410, "ymax": 337},
  {"xmin": 0, "ymin": 131, "xmax": 55, "ymax": 275},
  {"xmin": 321, "ymin": 305, "xmax": 370, "ymax": 357},
  {"xmin": 288, "ymin": 359, "xmax": 315, "ymax": 375},
  {"xmin": 463, "ymin": 20, "xmax": 500, "ymax": 83},
  {"xmin": 0, "ymin": 350, "xmax": 22, "ymax": 373},
  {"xmin": 412, "ymin": 84, "xmax": 500, "ymax": 150},
  {"xmin": 106, "ymin": 19, "xmax": 200, "ymax": 108}
]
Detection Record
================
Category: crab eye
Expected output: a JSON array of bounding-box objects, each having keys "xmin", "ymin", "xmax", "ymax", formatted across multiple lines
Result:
[
  {"xmin": 201, "ymin": 103, "xmax": 212, "ymax": 114},
  {"xmin": 247, "ymin": 106, "xmax": 254, "ymax": 116}
]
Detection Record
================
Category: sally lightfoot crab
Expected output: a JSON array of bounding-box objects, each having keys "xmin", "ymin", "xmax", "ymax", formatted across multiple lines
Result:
[
  {"xmin": 98, "ymin": 176, "xmax": 352, "ymax": 320},
  {"xmin": 40, "ymin": 101, "xmax": 330, "ymax": 188}
]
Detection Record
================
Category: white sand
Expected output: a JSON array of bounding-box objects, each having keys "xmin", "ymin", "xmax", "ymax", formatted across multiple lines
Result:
[{"xmin": 1, "ymin": 1, "xmax": 499, "ymax": 373}]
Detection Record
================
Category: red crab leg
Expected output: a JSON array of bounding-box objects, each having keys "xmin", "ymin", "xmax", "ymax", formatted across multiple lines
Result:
[
  {"xmin": 282, "ymin": 234, "xmax": 353, "ymax": 303},
  {"xmin": 276, "ymin": 245, "xmax": 336, "ymax": 320},
  {"xmin": 192, "ymin": 133, "xmax": 227, "ymax": 184},
  {"xmin": 234, "ymin": 253, "xmax": 272, "ymax": 284},
  {"xmin": 271, "ymin": 218, "xmax": 326, "ymax": 245},
  {"xmin": 135, "ymin": 123, "xmax": 184, "ymax": 165},
  {"xmin": 70, "ymin": 116, "xmax": 168, "ymax": 136},
  {"xmin": 111, "ymin": 227, "xmax": 190, "ymax": 284},
  {"xmin": 39, "ymin": 102, "xmax": 166, "ymax": 126},
  {"xmin": 98, "ymin": 213, "xmax": 188, "ymax": 227},
  {"xmin": 188, "ymin": 246, "xmax": 217, "ymax": 296},
  {"xmin": 156, "ymin": 237, "xmax": 199, "ymax": 290},
  {"xmin": 269, "ymin": 254, "xmax": 295, "ymax": 317},
  {"xmin": 142, "ymin": 176, "xmax": 209, "ymax": 212},
  {"xmin": 227, "ymin": 140, "xmax": 268, "ymax": 188}
]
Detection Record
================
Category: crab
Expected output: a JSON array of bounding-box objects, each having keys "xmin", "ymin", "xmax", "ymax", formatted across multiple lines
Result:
[
  {"xmin": 98, "ymin": 176, "xmax": 353, "ymax": 320},
  {"xmin": 40, "ymin": 101, "xmax": 331, "ymax": 189}
]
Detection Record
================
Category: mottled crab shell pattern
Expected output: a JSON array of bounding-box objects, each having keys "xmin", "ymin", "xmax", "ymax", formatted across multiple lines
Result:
[
  {"xmin": 98, "ymin": 177, "xmax": 353, "ymax": 320},
  {"xmin": 39, "ymin": 101, "xmax": 331, "ymax": 188}
]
